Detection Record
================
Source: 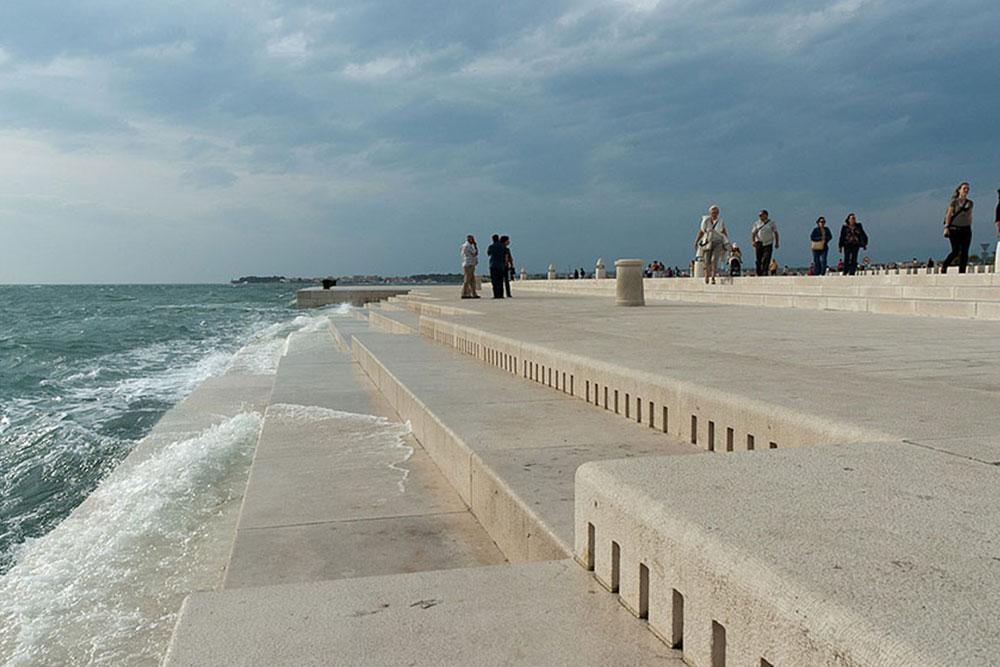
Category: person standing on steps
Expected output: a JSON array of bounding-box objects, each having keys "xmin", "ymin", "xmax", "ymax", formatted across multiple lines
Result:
[
  {"xmin": 751, "ymin": 210, "xmax": 779, "ymax": 277},
  {"xmin": 487, "ymin": 234, "xmax": 506, "ymax": 299},
  {"xmin": 810, "ymin": 217, "xmax": 833, "ymax": 276},
  {"xmin": 942, "ymin": 182, "xmax": 973, "ymax": 274},
  {"xmin": 460, "ymin": 235, "xmax": 480, "ymax": 299},
  {"xmin": 995, "ymin": 188, "xmax": 1000, "ymax": 236},
  {"xmin": 501, "ymin": 235, "xmax": 514, "ymax": 298},
  {"xmin": 838, "ymin": 213, "xmax": 868, "ymax": 275},
  {"xmin": 695, "ymin": 204, "xmax": 730, "ymax": 285}
]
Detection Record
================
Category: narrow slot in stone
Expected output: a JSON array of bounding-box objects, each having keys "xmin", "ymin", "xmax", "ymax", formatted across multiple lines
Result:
[
  {"xmin": 760, "ymin": 660, "xmax": 774, "ymax": 667},
  {"xmin": 690, "ymin": 415, "xmax": 698, "ymax": 445},
  {"xmin": 587, "ymin": 523, "xmax": 595, "ymax": 571},
  {"xmin": 649, "ymin": 401, "xmax": 654, "ymax": 428},
  {"xmin": 625, "ymin": 394, "xmax": 631, "ymax": 419},
  {"xmin": 747, "ymin": 434, "xmax": 756, "ymax": 450},
  {"xmin": 604, "ymin": 386, "xmax": 609, "ymax": 409},
  {"xmin": 562, "ymin": 372, "xmax": 567, "ymax": 392},
  {"xmin": 671, "ymin": 589, "xmax": 684, "ymax": 648},
  {"xmin": 662, "ymin": 406, "xmax": 668, "ymax": 433},
  {"xmin": 611, "ymin": 541, "xmax": 621, "ymax": 593},
  {"xmin": 614, "ymin": 390, "xmax": 619, "ymax": 414},
  {"xmin": 570, "ymin": 375, "xmax": 574, "ymax": 395},
  {"xmin": 586, "ymin": 380, "xmax": 591, "ymax": 402},
  {"xmin": 726, "ymin": 427, "xmax": 735, "ymax": 452},
  {"xmin": 708, "ymin": 421, "xmax": 715, "ymax": 451},
  {"xmin": 638, "ymin": 563, "xmax": 649, "ymax": 620},
  {"xmin": 636, "ymin": 397, "xmax": 642, "ymax": 424},
  {"xmin": 769, "ymin": 441, "xmax": 778, "ymax": 449},
  {"xmin": 712, "ymin": 621, "xmax": 727, "ymax": 667}
]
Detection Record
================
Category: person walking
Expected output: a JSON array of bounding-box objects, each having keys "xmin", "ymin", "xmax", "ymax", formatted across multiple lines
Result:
[
  {"xmin": 941, "ymin": 182, "xmax": 974, "ymax": 274},
  {"xmin": 501, "ymin": 235, "xmax": 514, "ymax": 298},
  {"xmin": 487, "ymin": 234, "xmax": 506, "ymax": 299},
  {"xmin": 460, "ymin": 235, "xmax": 480, "ymax": 299},
  {"xmin": 751, "ymin": 210, "xmax": 779, "ymax": 277},
  {"xmin": 810, "ymin": 217, "xmax": 833, "ymax": 276},
  {"xmin": 838, "ymin": 213, "xmax": 868, "ymax": 275},
  {"xmin": 695, "ymin": 205, "xmax": 730, "ymax": 284}
]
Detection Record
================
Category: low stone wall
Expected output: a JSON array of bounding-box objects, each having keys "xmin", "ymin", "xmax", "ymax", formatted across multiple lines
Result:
[{"xmin": 516, "ymin": 272, "xmax": 1000, "ymax": 320}]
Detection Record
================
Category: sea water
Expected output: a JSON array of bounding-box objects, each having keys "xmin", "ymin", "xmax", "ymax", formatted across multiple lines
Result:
[{"xmin": 0, "ymin": 284, "xmax": 348, "ymax": 664}]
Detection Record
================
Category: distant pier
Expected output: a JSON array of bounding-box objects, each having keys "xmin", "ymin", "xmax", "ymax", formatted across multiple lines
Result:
[{"xmin": 295, "ymin": 285, "xmax": 410, "ymax": 308}]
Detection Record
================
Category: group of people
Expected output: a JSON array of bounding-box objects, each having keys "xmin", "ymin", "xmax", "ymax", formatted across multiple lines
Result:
[
  {"xmin": 694, "ymin": 184, "xmax": 1000, "ymax": 284},
  {"xmin": 460, "ymin": 234, "xmax": 515, "ymax": 299}
]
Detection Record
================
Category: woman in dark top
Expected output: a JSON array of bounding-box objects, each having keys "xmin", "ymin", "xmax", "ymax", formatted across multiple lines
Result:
[
  {"xmin": 809, "ymin": 217, "xmax": 833, "ymax": 276},
  {"xmin": 838, "ymin": 213, "xmax": 868, "ymax": 275},
  {"xmin": 942, "ymin": 182, "xmax": 973, "ymax": 274}
]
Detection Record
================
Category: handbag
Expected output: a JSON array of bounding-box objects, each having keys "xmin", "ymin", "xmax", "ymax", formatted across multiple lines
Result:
[{"xmin": 810, "ymin": 238, "xmax": 825, "ymax": 251}]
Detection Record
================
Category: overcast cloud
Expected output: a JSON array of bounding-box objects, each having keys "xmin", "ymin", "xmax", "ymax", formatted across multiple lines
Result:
[{"xmin": 1, "ymin": 0, "xmax": 998, "ymax": 282}]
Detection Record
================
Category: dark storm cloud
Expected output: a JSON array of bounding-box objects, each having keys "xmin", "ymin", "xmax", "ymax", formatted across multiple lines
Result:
[{"xmin": 1, "ymin": 0, "xmax": 998, "ymax": 282}]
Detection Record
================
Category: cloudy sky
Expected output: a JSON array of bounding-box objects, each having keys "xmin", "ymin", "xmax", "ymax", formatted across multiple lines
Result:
[{"xmin": 1, "ymin": 0, "xmax": 998, "ymax": 282}]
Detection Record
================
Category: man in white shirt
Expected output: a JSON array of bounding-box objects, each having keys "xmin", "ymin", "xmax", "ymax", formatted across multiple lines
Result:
[
  {"xmin": 460, "ymin": 235, "xmax": 480, "ymax": 299},
  {"xmin": 751, "ymin": 210, "xmax": 779, "ymax": 277}
]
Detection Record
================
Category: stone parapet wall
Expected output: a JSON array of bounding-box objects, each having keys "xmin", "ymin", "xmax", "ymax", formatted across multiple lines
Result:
[{"xmin": 515, "ymin": 273, "xmax": 1000, "ymax": 320}]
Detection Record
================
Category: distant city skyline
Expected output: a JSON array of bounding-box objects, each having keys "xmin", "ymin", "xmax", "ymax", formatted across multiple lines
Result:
[{"xmin": 1, "ymin": 0, "xmax": 998, "ymax": 283}]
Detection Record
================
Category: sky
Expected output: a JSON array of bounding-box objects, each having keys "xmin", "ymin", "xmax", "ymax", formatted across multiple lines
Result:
[{"xmin": 1, "ymin": 0, "xmax": 998, "ymax": 283}]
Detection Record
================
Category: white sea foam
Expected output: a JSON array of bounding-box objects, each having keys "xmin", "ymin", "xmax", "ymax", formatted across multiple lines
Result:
[
  {"xmin": 0, "ymin": 412, "xmax": 262, "ymax": 666},
  {"xmin": 267, "ymin": 404, "xmax": 413, "ymax": 493},
  {"xmin": 226, "ymin": 309, "xmax": 345, "ymax": 375}
]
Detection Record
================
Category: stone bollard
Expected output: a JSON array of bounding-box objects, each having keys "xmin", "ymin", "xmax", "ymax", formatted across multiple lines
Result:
[
  {"xmin": 995, "ymin": 242, "xmax": 1000, "ymax": 273},
  {"xmin": 615, "ymin": 259, "xmax": 645, "ymax": 306},
  {"xmin": 520, "ymin": 268, "xmax": 528, "ymax": 281},
  {"xmin": 547, "ymin": 264, "xmax": 556, "ymax": 280},
  {"xmin": 595, "ymin": 257, "xmax": 607, "ymax": 280},
  {"xmin": 475, "ymin": 274, "xmax": 483, "ymax": 291},
  {"xmin": 692, "ymin": 256, "xmax": 704, "ymax": 278}
]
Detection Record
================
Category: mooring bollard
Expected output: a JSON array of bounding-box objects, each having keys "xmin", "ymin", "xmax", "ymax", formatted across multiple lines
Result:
[
  {"xmin": 595, "ymin": 257, "xmax": 606, "ymax": 280},
  {"xmin": 615, "ymin": 259, "xmax": 645, "ymax": 306},
  {"xmin": 547, "ymin": 264, "xmax": 556, "ymax": 280},
  {"xmin": 520, "ymin": 268, "xmax": 528, "ymax": 281}
]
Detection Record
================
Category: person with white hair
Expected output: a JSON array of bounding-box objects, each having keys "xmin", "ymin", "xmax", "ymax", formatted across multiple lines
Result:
[{"xmin": 694, "ymin": 205, "xmax": 730, "ymax": 284}]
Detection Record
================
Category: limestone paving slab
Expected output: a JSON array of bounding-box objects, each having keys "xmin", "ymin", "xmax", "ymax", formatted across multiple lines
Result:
[
  {"xmin": 224, "ymin": 320, "xmax": 505, "ymax": 591},
  {"xmin": 576, "ymin": 442, "xmax": 1000, "ymax": 666},
  {"xmin": 475, "ymin": 441, "xmax": 701, "ymax": 548},
  {"xmin": 237, "ymin": 445, "xmax": 469, "ymax": 529},
  {"xmin": 413, "ymin": 287, "xmax": 1000, "ymax": 445},
  {"xmin": 224, "ymin": 511, "xmax": 503, "ymax": 588},
  {"xmin": 166, "ymin": 561, "xmax": 683, "ymax": 666}
]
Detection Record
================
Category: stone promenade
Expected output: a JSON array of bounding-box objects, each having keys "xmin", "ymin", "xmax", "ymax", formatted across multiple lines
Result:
[{"xmin": 166, "ymin": 283, "xmax": 1000, "ymax": 666}]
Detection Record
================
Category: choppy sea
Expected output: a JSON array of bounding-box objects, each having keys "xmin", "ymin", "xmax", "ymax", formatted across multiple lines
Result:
[{"xmin": 0, "ymin": 284, "xmax": 346, "ymax": 665}]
